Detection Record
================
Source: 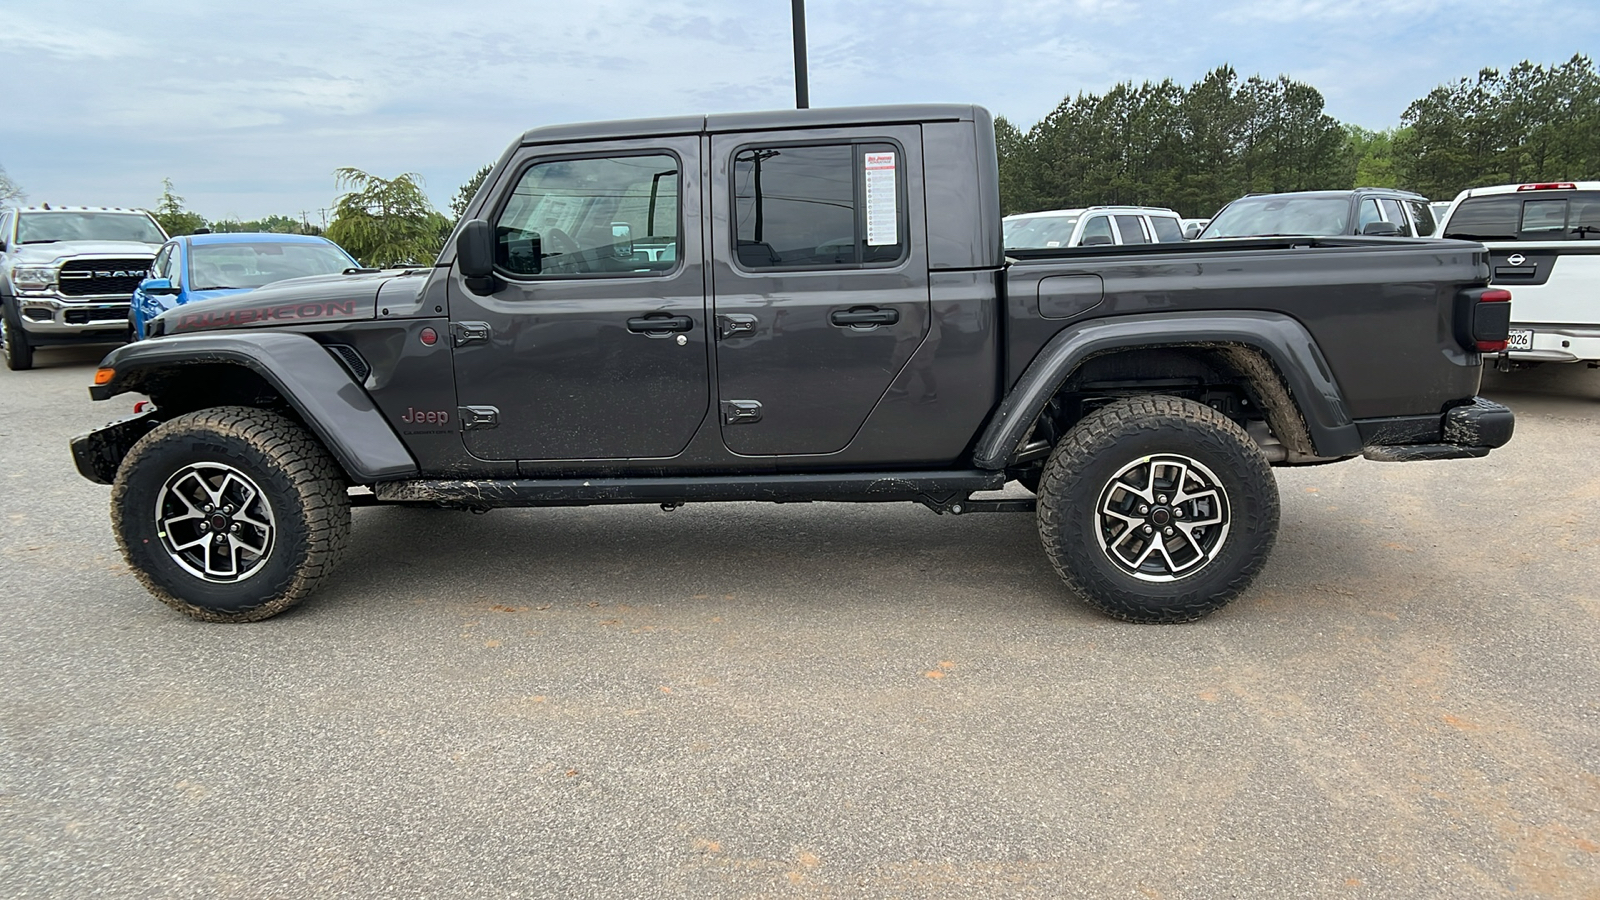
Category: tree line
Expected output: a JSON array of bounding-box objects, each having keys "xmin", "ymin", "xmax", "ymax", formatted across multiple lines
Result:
[
  {"xmin": 1000, "ymin": 54, "xmax": 1600, "ymax": 217},
  {"xmin": 6, "ymin": 55, "xmax": 1598, "ymax": 261}
]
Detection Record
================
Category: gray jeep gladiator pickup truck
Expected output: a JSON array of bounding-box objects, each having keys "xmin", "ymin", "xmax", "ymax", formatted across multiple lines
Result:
[
  {"xmin": 71, "ymin": 104, "xmax": 1515, "ymax": 624},
  {"xmin": 1, "ymin": 206, "xmax": 168, "ymax": 369}
]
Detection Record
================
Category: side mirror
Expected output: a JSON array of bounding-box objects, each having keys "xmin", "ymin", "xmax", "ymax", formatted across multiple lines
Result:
[
  {"xmin": 1080, "ymin": 234, "xmax": 1114, "ymax": 247},
  {"xmin": 456, "ymin": 218, "xmax": 500, "ymax": 294},
  {"xmin": 1362, "ymin": 221, "xmax": 1402, "ymax": 237},
  {"xmin": 140, "ymin": 277, "xmax": 179, "ymax": 295}
]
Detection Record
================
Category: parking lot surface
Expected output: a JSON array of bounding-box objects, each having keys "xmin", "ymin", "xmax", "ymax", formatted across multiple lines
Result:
[{"xmin": 2, "ymin": 347, "xmax": 1597, "ymax": 899}]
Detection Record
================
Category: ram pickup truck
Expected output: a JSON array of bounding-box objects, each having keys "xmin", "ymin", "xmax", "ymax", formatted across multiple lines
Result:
[
  {"xmin": 1, "ymin": 206, "xmax": 168, "ymax": 369},
  {"xmin": 71, "ymin": 104, "xmax": 1515, "ymax": 624}
]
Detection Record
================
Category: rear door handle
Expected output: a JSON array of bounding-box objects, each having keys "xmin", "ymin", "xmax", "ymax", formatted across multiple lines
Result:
[
  {"xmin": 830, "ymin": 307, "xmax": 898, "ymax": 328},
  {"xmin": 627, "ymin": 314, "xmax": 693, "ymax": 335}
]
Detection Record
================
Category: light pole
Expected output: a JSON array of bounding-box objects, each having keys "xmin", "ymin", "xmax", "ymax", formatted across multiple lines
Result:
[{"xmin": 791, "ymin": 0, "xmax": 809, "ymax": 109}]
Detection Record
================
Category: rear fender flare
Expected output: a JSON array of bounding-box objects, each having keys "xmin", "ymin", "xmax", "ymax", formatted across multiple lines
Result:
[
  {"xmin": 973, "ymin": 310, "xmax": 1363, "ymax": 469},
  {"xmin": 90, "ymin": 332, "xmax": 418, "ymax": 483}
]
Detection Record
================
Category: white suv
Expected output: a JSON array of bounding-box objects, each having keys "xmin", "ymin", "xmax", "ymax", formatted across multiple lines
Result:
[
  {"xmin": 1438, "ymin": 182, "xmax": 1600, "ymax": 367},
  {"xmin": 1003, "ymin": 206, "xmax": 1187, "ymax": 250}
]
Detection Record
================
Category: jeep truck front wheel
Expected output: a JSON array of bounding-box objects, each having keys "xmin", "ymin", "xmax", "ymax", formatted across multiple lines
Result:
[
  {"xmin": 2, "ymin": 299, "xmax": 34, "ymax": 371},
  {"xmin": 1036, "ymin": 395, "xmax": 1279, "ymax": 623},
  {"xmin": 111, "ymin": 407, "xmax": 351, "ymax": 622}
]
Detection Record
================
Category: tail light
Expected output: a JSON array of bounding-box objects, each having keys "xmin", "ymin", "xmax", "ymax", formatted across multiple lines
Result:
[
  {"xmin": 1471, "ymin": 288, "xmax": 1512, "ymax": 352},
  {"xmin": 1516, "ymin": 183, "xmax": 1577, "ymax": 191}
]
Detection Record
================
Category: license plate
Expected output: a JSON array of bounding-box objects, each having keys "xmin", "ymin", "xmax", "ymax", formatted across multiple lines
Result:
[{"xmin": 1507, "ymin": 329, "xmax": 1534, "ymax": 351}]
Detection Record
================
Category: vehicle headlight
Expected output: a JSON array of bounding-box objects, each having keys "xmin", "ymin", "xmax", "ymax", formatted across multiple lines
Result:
[{"xmin": 10, "ymin": 265, "xmax": 56, "ymax": 292}]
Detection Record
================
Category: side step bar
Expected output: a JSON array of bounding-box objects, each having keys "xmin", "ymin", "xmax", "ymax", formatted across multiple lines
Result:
[{"xmin": 371, "ymin": 469, "xmax": 1026, "ymax": 513}]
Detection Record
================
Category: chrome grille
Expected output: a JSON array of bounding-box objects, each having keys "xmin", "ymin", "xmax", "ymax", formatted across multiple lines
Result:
[{"xmin": 58, "ymin": 257, "xmax": 152, "ymax": 297}]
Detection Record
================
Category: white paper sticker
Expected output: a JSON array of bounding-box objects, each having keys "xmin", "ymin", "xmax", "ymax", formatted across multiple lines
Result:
[{"xmin": 864, "ymin": 152, "xmax": 898, "ymax": 247}]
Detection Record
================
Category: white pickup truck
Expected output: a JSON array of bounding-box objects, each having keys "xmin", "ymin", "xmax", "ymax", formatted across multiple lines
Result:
[{"xmin": 1438, "ymin": 181, "xmax": 1600, "ymax": 368}]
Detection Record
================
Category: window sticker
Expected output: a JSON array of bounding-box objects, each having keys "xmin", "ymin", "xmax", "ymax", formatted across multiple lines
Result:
[{"xmin": 864, "ymin": 151, "xmax": 898, "ymax": 246}]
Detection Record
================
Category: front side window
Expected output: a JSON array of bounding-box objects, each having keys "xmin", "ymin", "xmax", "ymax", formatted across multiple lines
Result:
[
  {"xmin": 150, "ymin": 244, "xmax": 174, "ymax": 280},
  {"xmin": 1357, "ymin": 199, "xmax": 1383, "ymax": 231},
  {"xmin": 1080, "ymin": 216, "xmax": 1114, "ymax": 245},
  {"xmin": 1380, "ymin": 198, "xmax": 1413, "ymax": 236},
  {"xmin": 495, "ymin": 153, "xmax": 680, "ymax": 278},
  {"xmin": 732, "ymin": 142, "xmax": 905, "ymax": 269}
]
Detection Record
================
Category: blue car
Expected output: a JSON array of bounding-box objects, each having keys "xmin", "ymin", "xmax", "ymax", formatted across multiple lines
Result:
[{"xmin": 131, "ymin": 232, "xmax": 359, "ymax": 339}]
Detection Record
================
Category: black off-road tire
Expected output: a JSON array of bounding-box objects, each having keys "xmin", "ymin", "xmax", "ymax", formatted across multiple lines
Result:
[
  {"xmin": 2, "ymin": 299, "xmax": 34, "ymax": 371},
  {"xmin": 1036, "ymin": 395, "xmax": 1279, "ymax": 623},
  {"xmin": 111, "ymin": 406, "xmax": 351, "ymax": 622}
]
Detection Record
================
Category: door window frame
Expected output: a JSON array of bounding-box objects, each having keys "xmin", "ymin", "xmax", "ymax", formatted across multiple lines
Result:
[
  {"xmin": 725, "ymin": 136, "xmax": 910, "ymax": 274},
  {"xmin": 486, "ymin": 148, "xmax": 686, "ymax": 284}
]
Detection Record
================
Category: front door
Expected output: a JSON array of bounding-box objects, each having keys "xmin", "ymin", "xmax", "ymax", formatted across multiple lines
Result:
[
  {"xmin": 448, "ymin": 137, "xmax": 709, "ymax": 461},
  {"xmin": 708, "ymin": 126, "xmax": 930, "ymax": 456}
]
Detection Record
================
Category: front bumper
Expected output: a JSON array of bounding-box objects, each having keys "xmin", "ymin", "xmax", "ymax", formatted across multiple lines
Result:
[
  {"xmin": 1360, "ymin": 397, "xmax": 1515, "ymax": 462},
  {"xmin": 13, "ymin": 293, "xmax": 130, "ymax": 338},
  {"xmin": 70, "ymin": 411, "xmax": 160, "ymax": 485}
]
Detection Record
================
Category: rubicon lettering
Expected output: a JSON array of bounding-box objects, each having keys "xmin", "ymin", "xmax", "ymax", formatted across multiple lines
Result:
[{"xmin": 178, "ymin": 300, "xmax": 359, "ymax": 330}]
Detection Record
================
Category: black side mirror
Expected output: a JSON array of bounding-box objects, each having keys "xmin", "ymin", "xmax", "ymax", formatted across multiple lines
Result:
[
  {"xmin": 1362, "ymin": 221, "xmax": 1402, "ymax": 237},
  {"xmin": 456, "ymin": 219, "xmax": 499, "ymax": 294},
  {"xmin": 1081, "ymin": 234, "xmax": 1114, "ymax": 247}
]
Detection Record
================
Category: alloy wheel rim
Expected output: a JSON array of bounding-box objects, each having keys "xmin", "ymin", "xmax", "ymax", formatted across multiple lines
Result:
[
  {"xmin": 154, "ymin": 462, "xmax": 276, "ymax": 582},
  {"xmin": 1093, "ymin": 453, "xmax": 1230, "ymax": 582}
]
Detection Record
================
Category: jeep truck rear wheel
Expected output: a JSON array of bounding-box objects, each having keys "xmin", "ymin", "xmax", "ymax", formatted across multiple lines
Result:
[
  {"xmin": 111, "ymin": 407, "xmax": 351, "ymax": 622},
  {"xmin": 1036, "ymin": 395, "xmax": 1279, "ymax": 623}
]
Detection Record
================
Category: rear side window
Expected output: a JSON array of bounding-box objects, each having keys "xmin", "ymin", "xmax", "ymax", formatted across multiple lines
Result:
[
  {"xmin": 1113, "ymin": 215, "xmax": 1149, "ymax": 244},
  {"xmin": 1149, "ymin": 216, "xmax": 1184, "ymax": 242},
  {"xmin": 732, "ymin": 142, "xmax": 906, "ymax": 269},
  {"xmin": 1405, "ymin": 200, "xmax": 1436, "ymax": 236},
  {"xmin": 1444, "ymin": 196, "xmax": 1522, "ymax": 240}
]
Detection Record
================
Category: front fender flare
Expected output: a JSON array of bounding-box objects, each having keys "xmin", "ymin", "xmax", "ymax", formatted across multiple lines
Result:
[
  {"xmin": 973, "ymin": 310, "xmax": 1363, "ymax": 469},
  {"xmin": 90, "ymin": 332, "xmax": 418, "ymax": 483}
]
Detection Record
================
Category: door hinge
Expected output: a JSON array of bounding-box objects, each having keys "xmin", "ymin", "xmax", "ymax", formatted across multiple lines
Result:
[
  {"xmin": 452, "ymin": 321, "xmax": 491, "ymax": 347},
  {"xmin": 458, "ymin": 405, "xmax": 500, "ymax": 430},
  {"xmin": 717, "ymin": 314, "xmax": 757, "ymax": 340},
  {"xmin": 720, "ymin": 400, "xmax": 763, "ymax": 425}
]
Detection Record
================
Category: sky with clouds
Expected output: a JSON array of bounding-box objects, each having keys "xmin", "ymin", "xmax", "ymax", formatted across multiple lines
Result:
[{"xmin": 3, "ymin": 0, "xmax": 1598, "ymax": 222}]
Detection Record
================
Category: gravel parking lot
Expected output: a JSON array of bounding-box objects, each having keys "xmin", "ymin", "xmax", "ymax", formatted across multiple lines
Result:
[{"xmin": 2, "ymin": 346, "xmax": 1596, "ymax": 899}]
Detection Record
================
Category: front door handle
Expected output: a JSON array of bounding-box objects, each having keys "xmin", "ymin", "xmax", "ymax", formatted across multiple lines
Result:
[
  {"xmin": 830, "ymin": 307, "xmax": 899, "ymax": 328},
  {"xmin": 627, "ymin": 314, "xmax": 693, "ymax": 335}
]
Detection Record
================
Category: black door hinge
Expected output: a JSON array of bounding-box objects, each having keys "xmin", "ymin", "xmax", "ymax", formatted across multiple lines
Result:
[{"xmin": 459, "ymin": 406, "xmax": 500, "ymax": 430}]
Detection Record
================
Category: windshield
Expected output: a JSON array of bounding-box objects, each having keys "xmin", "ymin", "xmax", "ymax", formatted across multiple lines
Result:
[
  {"xmin": 189, "ymin": 241, "xmax": 354, "ymax": 291},
  {"xmin": 1004, "ymin": 215, "xmax": 1082, "ymax": 249},
  {"xmin": 1200, "ymin": 196, "xmax": 1351, "ymax": 238},
  {"xmin": 17, "ymin": 211, "xmax": 166, "ymax": 244}
]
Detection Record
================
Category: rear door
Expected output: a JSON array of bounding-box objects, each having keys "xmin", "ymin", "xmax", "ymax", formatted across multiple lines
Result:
[
  {"xmin": 448, "ymin": 137, "xmax": 709, "ymax": 461},
  {"xmin": 707, "ymin": 126, "xmax": 929, "ymax": 456}
]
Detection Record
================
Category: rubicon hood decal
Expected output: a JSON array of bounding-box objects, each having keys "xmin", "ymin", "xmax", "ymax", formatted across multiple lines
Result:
[{"xmin": 165, "ymin": 271, "xmax": 394, "ymax": 333}]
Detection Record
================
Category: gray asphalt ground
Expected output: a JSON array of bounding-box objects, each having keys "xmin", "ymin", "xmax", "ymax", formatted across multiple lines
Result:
[{"xmin": 2, "ymin": 345, "xmax": 1596, "ymax": 899}]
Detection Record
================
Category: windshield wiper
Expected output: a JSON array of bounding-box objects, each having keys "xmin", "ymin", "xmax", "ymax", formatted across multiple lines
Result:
[{"xmin": 20, "ymin": 239, "xmax": 60, "ymax": 244}]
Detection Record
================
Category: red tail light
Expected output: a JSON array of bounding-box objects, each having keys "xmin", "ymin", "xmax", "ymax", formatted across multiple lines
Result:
[
  {"xmin": 1516, "ymin": 182, "xmax": 1577, "ymax": 191},
  {"xmin": 1475, "ymin": 289, "xmax": 1512, "ymax": 352}
]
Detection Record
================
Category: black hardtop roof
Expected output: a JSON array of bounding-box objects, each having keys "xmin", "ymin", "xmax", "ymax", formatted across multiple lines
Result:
[{"xmin": 519, "ymin": 104, "xmax": 981, "ymax": 146}]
